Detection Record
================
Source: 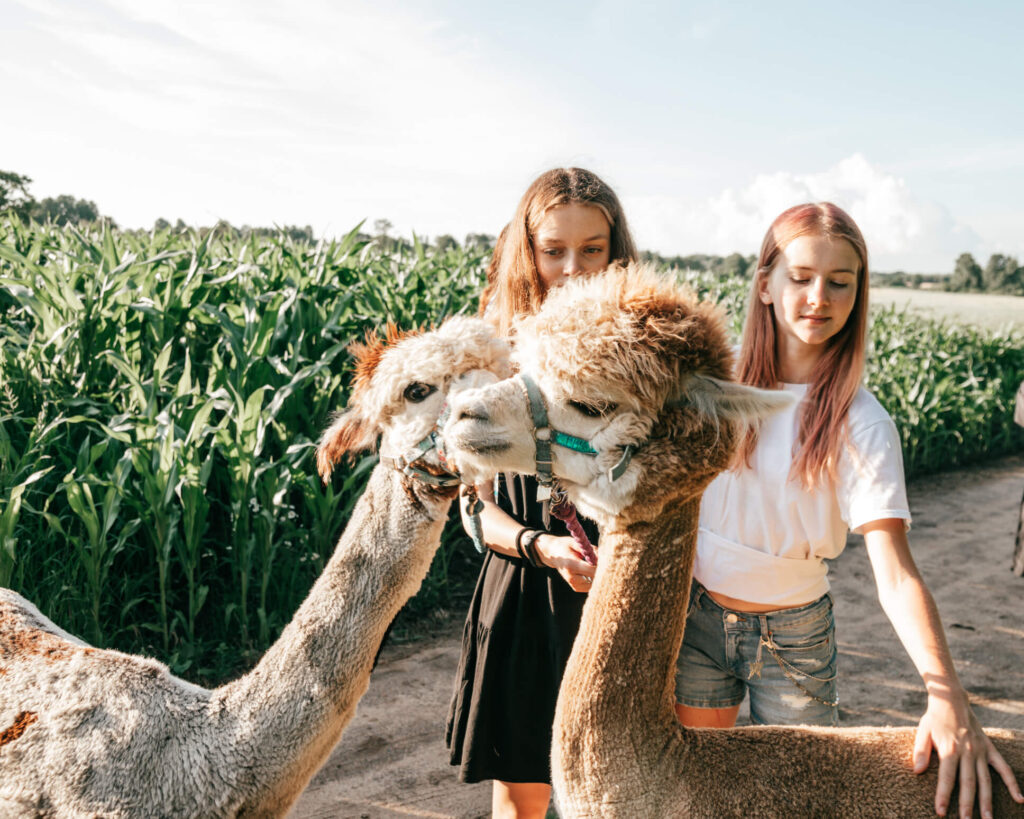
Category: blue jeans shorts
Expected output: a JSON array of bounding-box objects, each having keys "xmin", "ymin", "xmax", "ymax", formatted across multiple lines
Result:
[{"xmin": 675, "ymin": 581, "xmax": 839, "ymax": 726}]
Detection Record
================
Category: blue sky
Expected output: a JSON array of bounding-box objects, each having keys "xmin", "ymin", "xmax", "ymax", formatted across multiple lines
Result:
[{"xmin": 3, "ymin": 0, "xmax": 1023, "ymax": 272}]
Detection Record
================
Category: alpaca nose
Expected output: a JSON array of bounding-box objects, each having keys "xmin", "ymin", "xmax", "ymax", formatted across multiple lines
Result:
[
  {"xmin": 448, "ymin": 391, "xmax": 491, "ymax": 424},
  {"xmin": 455, "ymin": 403, "xmax": 490, "ymax": 423}
]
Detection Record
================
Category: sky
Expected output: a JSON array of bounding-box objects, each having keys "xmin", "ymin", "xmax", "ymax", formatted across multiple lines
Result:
[{"xmin": 3, "ymin": 0, "xmax": 1023, "ymax": 272}]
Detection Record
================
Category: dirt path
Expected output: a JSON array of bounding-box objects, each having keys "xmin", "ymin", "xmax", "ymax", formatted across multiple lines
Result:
[{"xmin": 292, "ymin": 455, "xmax": 1024, "ymax": 818}]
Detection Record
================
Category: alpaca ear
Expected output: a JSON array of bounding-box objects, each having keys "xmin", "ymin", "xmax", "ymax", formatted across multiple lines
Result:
[
  {"xmin": 673, "ymin": 375, "xmax": 795, "ymax": 422},
  {"xmin": 316, "ymin": 408, "xmax": 378, "ymax": 484}
]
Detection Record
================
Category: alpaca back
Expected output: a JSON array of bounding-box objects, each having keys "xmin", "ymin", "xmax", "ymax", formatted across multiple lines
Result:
[
  {"xmin": 0, "ymin": 589, "xmax": 244, "ymax": 817},
  {"xmin": 676, "ymin": 724, "xmax": 1024, "ymax": 818}
]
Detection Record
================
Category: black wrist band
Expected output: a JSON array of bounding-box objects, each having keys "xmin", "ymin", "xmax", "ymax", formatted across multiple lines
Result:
[
  {"xmin": 514, "ymin": 526, "xmax": 532, "ymax": 562},
  {"xmin": 521, "ymin": 529, "xmax": 544, "ymax": 568}
]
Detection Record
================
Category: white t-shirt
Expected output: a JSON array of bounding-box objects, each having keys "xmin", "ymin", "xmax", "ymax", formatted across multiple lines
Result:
[{"xmin": 694, "ymin": 383, "xmax": 911, "ymax": 607}]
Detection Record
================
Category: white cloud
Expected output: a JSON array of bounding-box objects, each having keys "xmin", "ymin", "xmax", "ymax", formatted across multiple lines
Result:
[
  {"xmin": 626, "ymin": 154, "xmax": 982, "ymax": 273},
  {"xmin": 2, "ymin": 0, "xmax": 576, "ymax": 236}
]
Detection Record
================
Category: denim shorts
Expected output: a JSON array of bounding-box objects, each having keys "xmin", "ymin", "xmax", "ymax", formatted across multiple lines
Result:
[{"xmin": 675, "ymin": 581, "xmax": 839, "ymax": 726}]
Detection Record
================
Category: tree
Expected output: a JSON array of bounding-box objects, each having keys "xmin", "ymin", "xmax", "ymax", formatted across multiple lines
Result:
[
  {"xmin": 981, "ymin": 254, "xmax": 1019, "ymax": 294},
  {"xmin": 31, "ymin": 194, "xmax": 108, "ymax": 227},
  {"xmin": 373, "ymin": 218, "xmax": 394, "ymax": 251},
  {"xmin": 715, "ymin": 252, "xmax": 751, "ymax": 278},
  {"xmin": 434, "ymin": 234, "xmax": 459, "ymax": 252},
  {"xmin": 284, "ymin": 225, "xmax": 314, "ymax": 243},
  {"xmin": 947, "ymin": 253, "xmax": 983, "ymax": 291},
  {"xmin": 464, "ymin": 233, "xmax": 496, "ymax": 250},
  {"xmin": 0, "ymin": 170, "xmax": 35, "ymax": 219}
]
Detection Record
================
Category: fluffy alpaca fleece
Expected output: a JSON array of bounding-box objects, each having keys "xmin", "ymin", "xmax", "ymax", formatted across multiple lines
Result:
[
  {"xmin": 441, "ymin": 265, "xmax": 1024, "ymax": 818},
  {"xmin": 447, "ymin": 263, "xmax": 786, "ymax": 528},
  {"xmin": 0, "ymin": 316, "xmax": 510, "ymax": 819}
]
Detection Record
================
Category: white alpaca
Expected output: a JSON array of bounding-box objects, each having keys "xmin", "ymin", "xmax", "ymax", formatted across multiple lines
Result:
[
  {"xmin": 443, "ymin": 264, "xmax": 1024, "ymax": 818},
  {"xmin": 0, "ymin": 316, "xmax": 510, "ymax": 818}
]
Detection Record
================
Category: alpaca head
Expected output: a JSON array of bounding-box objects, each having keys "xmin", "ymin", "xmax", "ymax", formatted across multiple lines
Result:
[
  {"xmin": 316, "ymin": 316, "xmax": 512, "ymax": 484},
  {"xmin": 443, "ymin": 264, "xmax": 793, "ymax": 527}
]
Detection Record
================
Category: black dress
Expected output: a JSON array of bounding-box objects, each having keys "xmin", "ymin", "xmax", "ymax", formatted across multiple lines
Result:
[{"xmin": 445, "ymin": 473, "xmax": 600, "ymax": 784}]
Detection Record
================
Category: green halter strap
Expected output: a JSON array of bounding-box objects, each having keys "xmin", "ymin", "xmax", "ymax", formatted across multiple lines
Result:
[{"xmin": 516, "ymin": 373, "xmax": 635, "ymax": 488}]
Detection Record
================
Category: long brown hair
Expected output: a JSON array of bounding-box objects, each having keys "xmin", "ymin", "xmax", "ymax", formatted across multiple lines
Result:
[
  {"xmin": 479, "ymin": 167, "xmax": 638, "ymax": 335},
  {"xmin": 735, "ymin": 202, "xmax": 870, "ymax": 487}
]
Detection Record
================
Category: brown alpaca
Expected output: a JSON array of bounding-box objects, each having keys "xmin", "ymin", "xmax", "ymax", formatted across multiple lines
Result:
[
  {"xmin": 0, "ymin": 317, "xmax": 510, "ymax": 818},
  {"xmin": 442, "ymin": 264, "xmax": 1024, "ymax": 817}
]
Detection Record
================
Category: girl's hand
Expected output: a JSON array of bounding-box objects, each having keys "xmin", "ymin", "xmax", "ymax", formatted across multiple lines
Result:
[
  {"xmin": 913, "ymin": 692, "xmax": 1023, "ymax": 818},
  {"xmin": 534, "ymin": 533, "xmax": 596, "ymax": 593}
]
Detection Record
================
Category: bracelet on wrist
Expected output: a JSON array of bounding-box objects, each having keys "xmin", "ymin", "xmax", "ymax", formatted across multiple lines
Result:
[
  {"xmin": 521, "ymin": 529, "xmax": 545, "ymax": 568},
  {"xmin": 514, "ymin": 526, "xmax": 532, "ymax": 562}
]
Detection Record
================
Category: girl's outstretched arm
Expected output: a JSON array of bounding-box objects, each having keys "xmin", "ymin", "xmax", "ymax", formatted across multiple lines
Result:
[{"xmin": 863, "ymin": 518, "xmax": 1023, "ymax": 818}]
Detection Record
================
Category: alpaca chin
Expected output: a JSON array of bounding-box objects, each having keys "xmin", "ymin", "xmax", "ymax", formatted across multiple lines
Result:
[{"xmin": 565, "ymin": 471, "xmax": 641, "ymax": 531}]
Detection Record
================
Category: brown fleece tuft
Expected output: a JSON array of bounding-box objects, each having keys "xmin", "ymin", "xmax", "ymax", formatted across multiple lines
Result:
[
  {"xmin": 316, "ymin": 410, "xmax": 371, "ymax": 483},
  {"xmin": 0, "ymin": 625, "xmax": 77, "ymax": 662},
  {"xmin": 349, "ymin": 323, "xmax": 419, "ymax": 398},
  {"xmin": 317, "ymin": 324, "xmax": 424, "ymax": 482},
  {"xmin": 521, "ymin": 263, "xmax": 733, "ymax": 413},
  {"xmin": 0, "ymin": 711, "xmax": 38, "ymax": 747}
]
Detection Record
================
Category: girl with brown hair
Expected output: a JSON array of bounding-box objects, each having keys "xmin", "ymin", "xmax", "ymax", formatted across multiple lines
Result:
[
  {"xmin": 674, "ymin": 202, "xmax": 1022, "ymax": 818},
  {"xmin": 446, "ymin": 167, "xmax": 637, "ymax": 818}
]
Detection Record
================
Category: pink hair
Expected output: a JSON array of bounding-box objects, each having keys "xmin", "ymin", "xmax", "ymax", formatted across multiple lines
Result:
[{"xmin": 735, "ymin": 202, "xmax": 870, "ymax": 487}]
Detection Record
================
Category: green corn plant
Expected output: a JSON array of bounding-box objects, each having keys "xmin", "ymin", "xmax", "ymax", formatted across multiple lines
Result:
[
  {"xmin": 172, "ymin": 362, "xmax": 220, "ymax": 654},
  {"xmin": 252, "ymin": 460, "xmax": 292, "ymax": 647},
  {"xmin": 0, "ymin": 392, "xmax": 62, "ymax": 588},
  {"xmin": 129, "ymin": 411, "xmax": 182, "ymax": 653},
  {"xmin": 214, "ymin": 381, "xmax": 269, "ymax": 647},
  {"xmin": 49, "ymin": 441, "xmax": 139, "ymax": 645},
  {"xmin": 299, "ymin": 451, "xmax": 376, "ymax": 575}
]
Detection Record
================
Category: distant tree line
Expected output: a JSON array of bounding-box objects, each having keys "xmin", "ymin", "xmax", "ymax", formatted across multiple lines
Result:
[
  {"xmin": 873, "ymin": 253, "xmax": 1024, "ymax": 296},
  {"xmin": 640, "ymin": 250, "xmax": 755, "ymax": 278},
  {"xmin": 363, "ymin": 218, "xmax": 495, "ymax": 254},
  {"xmin": 0, "ymin": 170, "xmax": 110, "ymax": 227},
  {"xmin": 944, "ymin": 252, "xmax": 1024, "ymax": 295},
  {"xmin": 151, "ymin": 219, "xmax": 318, "ymax": 243},
  {"xmin": 3, "ymin": 169, "xmax": 1019, "ymax": 295}
]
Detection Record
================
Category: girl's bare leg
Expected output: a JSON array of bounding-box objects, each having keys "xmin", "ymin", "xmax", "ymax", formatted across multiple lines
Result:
[{"xmin": 492, "ymin": 781, "xmax": 551, "ymax": 819}]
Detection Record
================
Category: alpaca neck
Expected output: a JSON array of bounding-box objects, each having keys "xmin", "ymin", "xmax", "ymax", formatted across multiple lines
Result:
[
  {"xmin": 213, "ymin": 464, "xmax": 452, "ymax": 810},
  {"xmin": 553, "ymin": 495, "xmax": 699, "ymax": 803}
]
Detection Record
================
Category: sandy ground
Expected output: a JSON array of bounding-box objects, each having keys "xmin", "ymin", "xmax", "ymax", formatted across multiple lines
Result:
[{"xmin": 292, "ymin": 455, "xmax": 1024, "ymax": 819}]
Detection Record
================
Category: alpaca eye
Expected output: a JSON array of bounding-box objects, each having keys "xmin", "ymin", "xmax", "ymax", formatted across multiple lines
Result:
[
  {"xmin": 403, "ymin": 382, "xmax": 437, "ymax": 403},
  {"xmin": 569, "ymin": 400, "xmax": 616, "ymax": 418}
]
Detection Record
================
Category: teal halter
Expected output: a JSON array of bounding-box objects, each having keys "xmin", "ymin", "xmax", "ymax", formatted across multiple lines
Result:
[
  {"xmin": 459, "ymin": 374, "xmax": 635, "ymax": 555},
  {"xmin": 516, "ymin": 373, "xmax": 634, "ymax": 494}
]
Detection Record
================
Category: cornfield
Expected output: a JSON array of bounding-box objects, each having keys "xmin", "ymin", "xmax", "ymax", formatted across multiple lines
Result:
[
  {"xmin": 1, "ymin": 221, "xmax": 1021, "ymax": 683},
  {"xmin": 0, "ymin": 219, "xmax": 487, "ymax": 682}
]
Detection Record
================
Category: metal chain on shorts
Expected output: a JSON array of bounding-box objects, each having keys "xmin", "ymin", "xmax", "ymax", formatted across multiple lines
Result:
[{"xmin": 753, "ymin": 631, "xmax": 839, "ymax": 709}]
